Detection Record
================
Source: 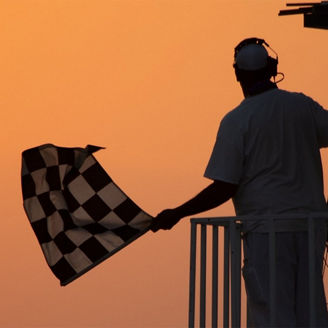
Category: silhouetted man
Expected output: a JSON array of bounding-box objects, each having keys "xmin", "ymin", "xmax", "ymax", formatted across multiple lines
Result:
[{"xmin": 151, "ymin": 38, "xmax": 328, "ymax": 327}]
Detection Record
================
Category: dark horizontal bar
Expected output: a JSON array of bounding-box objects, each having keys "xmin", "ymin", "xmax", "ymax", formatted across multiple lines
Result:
[
  {"xmin": 279, "ymin": 7, "xmax": 313, "ymax": 15},
  {"xmin": 190, "ymin": 213, "xmax": 328, "ymax": 224},
  {"xmin": 286, "ymin": 2, "xmax": 320, "ymax": 6}
]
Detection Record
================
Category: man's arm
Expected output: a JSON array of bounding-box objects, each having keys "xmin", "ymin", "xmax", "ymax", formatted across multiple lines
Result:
[{"xmin": 150, "ymin": 180, "xmax": 238, "ymax": 232}]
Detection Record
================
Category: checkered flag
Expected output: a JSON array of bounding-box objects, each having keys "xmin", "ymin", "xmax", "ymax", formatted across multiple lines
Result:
[{"xmin": 21, "ymin": 144, "xmax": 152, "ymax": 286}]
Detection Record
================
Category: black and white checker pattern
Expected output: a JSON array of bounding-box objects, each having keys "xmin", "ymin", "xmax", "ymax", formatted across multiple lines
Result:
[{"xmin": 21, "ymin": 144, "xmax": 152, "ymax": 286}]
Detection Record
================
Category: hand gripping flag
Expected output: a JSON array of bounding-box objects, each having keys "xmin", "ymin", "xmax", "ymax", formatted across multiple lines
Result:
[{"xmin": 21, "ymin": 144, "xmax": 152, "ymax": 286}]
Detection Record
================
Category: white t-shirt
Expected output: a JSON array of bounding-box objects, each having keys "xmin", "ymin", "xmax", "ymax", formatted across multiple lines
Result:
[{"xmin": 205, "ymin": 88, "xmax": 328, "ymax": 219}]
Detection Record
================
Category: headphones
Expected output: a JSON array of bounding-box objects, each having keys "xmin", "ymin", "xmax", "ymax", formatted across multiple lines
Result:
[{"xmin": 233, "ymin": 38, "xmax": 279, "ymax": 82}]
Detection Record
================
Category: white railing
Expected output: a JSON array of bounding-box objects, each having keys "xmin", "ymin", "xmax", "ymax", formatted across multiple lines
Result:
[{"xmin": 188, "ymin": 214, "xmax": 328, "ymax": 328}]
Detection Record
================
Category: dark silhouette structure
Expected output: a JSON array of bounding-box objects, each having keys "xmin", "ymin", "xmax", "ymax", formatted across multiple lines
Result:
[{"xmin": 279, "ymin": 2, "xmax": 328, "ymax": 29}]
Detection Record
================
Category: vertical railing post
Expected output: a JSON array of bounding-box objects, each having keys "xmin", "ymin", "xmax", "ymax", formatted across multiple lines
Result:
[
  {"xmin": 230, "ymin": 220, "xmax": 241, "ymax": 328},
  {"xmin": 200, "ymin": 224, "xmax": 207, "ymax": 327},
  {"xmin": 189, "ymin": 222, "xmax": 197, "ymax": 328},
  {"xmin": 237, "ymin": 223, "xmax": 242, "ymax": 327},
  {"xmin": 223, "ymin": 225, "xmax": 230, "ymax": 328},
  {"xmin": 269, "ymin": 218, "xmax": 276, "ymax": 327},
  {"xmin": 212, "ymin": 225, "xmax": 219, "ymax": 328},
  {"xmin": 236, "ymin": 222, "xmax": 241, "ymax": 328},
  {"xmin": 308, "ymin": 215, "xmax": 316, "ymax": 327}
]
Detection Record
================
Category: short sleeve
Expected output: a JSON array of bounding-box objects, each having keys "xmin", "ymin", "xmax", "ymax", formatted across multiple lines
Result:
[
  {"xmin": 204, "ymin": 115, "xmax": 243, "ymax": 184},
  {"xmin": 309, "ymin": 97, "xmax": 328, "ymax": 148}
]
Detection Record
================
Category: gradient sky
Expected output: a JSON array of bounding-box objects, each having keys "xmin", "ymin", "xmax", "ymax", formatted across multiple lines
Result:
[{"xmin": 2, "ymin": 0, "xmax": 328, "ymax": 327}]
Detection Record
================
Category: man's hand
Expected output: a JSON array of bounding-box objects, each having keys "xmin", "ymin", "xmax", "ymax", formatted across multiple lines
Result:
[
  {"xmin": 150, "ymin": 209, "xmax": 182, "ymax": 232},
  {"xmin": 150, "ymin": 180, "xmax": 238, "ymax": 233}
]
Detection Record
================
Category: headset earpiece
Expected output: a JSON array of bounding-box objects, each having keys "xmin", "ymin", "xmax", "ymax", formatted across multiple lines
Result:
[{"xmin": 267, "ymin": 56, "xmax": 278, "ymax": 78}]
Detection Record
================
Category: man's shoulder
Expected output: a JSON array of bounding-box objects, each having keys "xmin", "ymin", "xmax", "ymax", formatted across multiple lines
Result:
[
  {"xmin": 222, "ymin": 97, "xmax": 254, "ymax": 123},
  {"xmin": 276, "ymin": 88, "xmax": 309, "ymax": 99},
  {"xmin": 233, "ymin": 88, "xmax": 313, "ymax": 111},
  {"xmin": 219, "ymin": 101, "xmax": 250, "ymax": 130},
  {"xmin": 221, "ymin": 106, "xmax": 242, "ymax": 125},
  {"xmin": 275, "ymin": 89, "xmax": 323, "ymax": 110},
  {"xmin": 221, "ymin": 88, "xmax": 317, "ymax": 126},
  {"xmin": 273, "ymin": 88, "xmax": 321, "ymax": 105},
  {"xmin": 222, "ymin": 89, "xmax": 305, "ymax": 126}
]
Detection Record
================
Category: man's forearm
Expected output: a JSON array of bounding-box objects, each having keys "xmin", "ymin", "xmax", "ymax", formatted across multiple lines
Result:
[{"xmin": 173, "ymin": 180, "xmax": 238, "ymax": 219}]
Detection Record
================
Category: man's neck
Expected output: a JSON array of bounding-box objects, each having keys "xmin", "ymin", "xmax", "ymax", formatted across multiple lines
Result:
[{"xmin": 242, "ymin": 80, "xmax": 277, "ymax": 98}]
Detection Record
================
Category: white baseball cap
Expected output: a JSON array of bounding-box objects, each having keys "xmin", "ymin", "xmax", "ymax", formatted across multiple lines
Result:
[{"xmin": 235, "ymin": 43, "xmax": 268, "ymax": 71}]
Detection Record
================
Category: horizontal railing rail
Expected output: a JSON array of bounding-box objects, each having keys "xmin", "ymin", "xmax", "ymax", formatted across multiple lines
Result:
[{"xmin": 188, "ymin": 213, "xmax": 328, "ymax": 328}]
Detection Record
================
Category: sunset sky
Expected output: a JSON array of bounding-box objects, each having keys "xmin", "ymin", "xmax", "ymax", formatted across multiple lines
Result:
[{"xmin": 2, "ymin": 0, "xmax": 328, "ymax": 327}]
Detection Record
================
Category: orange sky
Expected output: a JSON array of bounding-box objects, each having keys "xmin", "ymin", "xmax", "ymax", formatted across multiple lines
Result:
[{"xmin": 1, "ymin": 0, "xmax": 328, "ymax": 327}]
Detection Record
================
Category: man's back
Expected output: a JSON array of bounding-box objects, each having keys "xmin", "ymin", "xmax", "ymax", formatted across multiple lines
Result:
[
  {"xmin": 204, "ymin": 87, "xmax": 328, "ymax": 326},
  {"xmin": 205, "ymin": 88, "xmax": 328, "ymax": 218}
]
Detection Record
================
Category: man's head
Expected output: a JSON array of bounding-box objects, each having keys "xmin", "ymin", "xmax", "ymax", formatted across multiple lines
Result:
[{"xmin": 233, "ymin": 38, "xmax": 278, "ymax": 87}]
